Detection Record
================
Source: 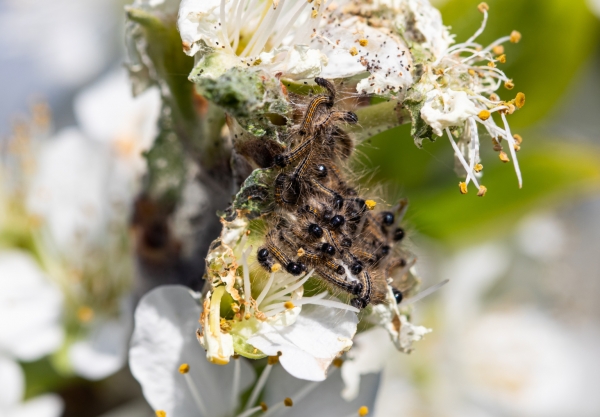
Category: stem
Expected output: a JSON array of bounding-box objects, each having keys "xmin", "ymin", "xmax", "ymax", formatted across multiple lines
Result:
[{"xmin": 350, "ymin": 99, "xmax": 410, "ymax": 143}]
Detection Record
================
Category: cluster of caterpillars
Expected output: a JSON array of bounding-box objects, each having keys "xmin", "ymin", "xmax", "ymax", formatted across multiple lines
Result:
[{"xmin": 257, "ymin": 78, "xmax": 411, "ymax": 309}]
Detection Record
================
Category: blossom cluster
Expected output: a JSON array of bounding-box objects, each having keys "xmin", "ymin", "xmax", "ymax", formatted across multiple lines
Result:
[{"xmin": 122, "ymin": 0, "xmax": 527, "ymax": 415}]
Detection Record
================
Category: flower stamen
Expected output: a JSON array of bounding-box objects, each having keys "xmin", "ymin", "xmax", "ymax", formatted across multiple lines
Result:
[
  {"xmin": 180, "ymin": 365, "xmax": 209, "ymax": 416},
  {"xmin": 446, "ymin": 128, "xmax": 480, "ymax": 190},
  {"xmin": 246, "ymin": 364, "xmax": 274, "ymax": 411},
  {"xmin": 398, "ymin": 279, "xmax": 450, "ymax": 308}
]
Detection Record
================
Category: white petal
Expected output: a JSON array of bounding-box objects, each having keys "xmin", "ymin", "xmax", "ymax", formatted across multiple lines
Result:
[
  {"xmin": 420, "ymin": 89, "xmax": 479, "ymax": 136},
  {"xmin": 459, "ymin": 309, "xmax": 597, "ymax": 416},
  {"xmin": 0, "ymin": 357, "xmax": 24, "ymax": 408},
  {"xmin": 341, "ymin": 328, "xmax": 392, "ymax": 401},
  {"xmin": 516, "ymin": 214, "xmax": 566, "ymax": 261},
  {"xmin": 247, "ymin": 304, "xmax": 358, "ymax": 381},
  {"xmin": 442, "ymin": 243, "xmax": 511, "ymax": 324},
  {"xmin": 25, "ymin": 128, "xmax": 113, "ymax": 252},
  {"xmin": 314, "ymin": 18, "xmax": 414, "ymax": 94},
  {"xmin": 69, "ymin": 300, "xmax": 133, "ymax": 380},
  {"xmin": 404, "ymin": 0, "xmax": 453, "ymax": 59},
  {"xmin": 177, "ymin": 0, "xmax": 222, "ymax": 56},
  {"xmin": 129, "ymin": 285, "xmax": 255, "ymax": 417},
  {"xmin": 0, "ymin": 251, "xmax": 64, "ymax": 361},
  {"xmin": 262, "ymin": 363, "xmax": 381, "ymax": 416},
  {"xmin": 276, "ymin": 45, "xmax": 328, "ymax": 80},
  {"xmin": 74, "ymin": 68, "xmax": 160, "ymax": 171},
  {"xmin": 8, "ymin": 394, "xmax": 64, "ymax": 417}
]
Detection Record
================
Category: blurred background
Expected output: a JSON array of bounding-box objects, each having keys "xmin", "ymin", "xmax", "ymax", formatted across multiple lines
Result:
[{"xmin": 1, "ymin": 0, "xmax": 599, "ymax": 416}]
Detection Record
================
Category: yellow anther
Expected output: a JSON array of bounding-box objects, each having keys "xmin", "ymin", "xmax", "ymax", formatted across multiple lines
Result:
[
  {"xmin": 492, "ymin": 45, "xmax": 505, "ymax": 55},
  {"xmin": 477, "ymin": 185, "xmax": 488, "ymax": 197},
  {"xmin": 499, "ymin": 151, "xmax": 510, "ymax": 163},
  {"xmin": 311, "ymin": 9, "xmax": 318, "ymax": 18},
  {"xmin": 332, "ymin": 358, "xmax": 344, "ymax": 368},
  {"xmin": 459, "ymin": 182, "xmax": 468, "ymax": 194},
  {"xmin": 510, "ymin": 30, "xmax": 522, "ymax": 43},
  {"xmin": 271, "ymin": 263, "xmax": 282, "ymax": 273},
  {"xmin": 478, "ymin": 2, "xmax": 489, "ymax": 12},
  {"xmin": 349, "ymin": 46, "xmax": 358, "ymax": 56},
  {"xmin": 504, "ymin": 80, "xmax": 515, "ymax": 90},
  {"xmin": 497, "ymin": 54, "xmax": 507, "ymax": 64},
  {"xmin": 515, "ymin": 92, "xmax": 526, "ymax": 108},
  {"xmin": 244, "ymin": 313, "xmax": 251, "ymax": 320},
  {"xmin": 478, "ymin": 110, "xmax": 491, "ymax": 121},
  {"xmin": 490, "ymin": 93, "xmax": 500, "ymax": 101},
  {"xmin": 178, "ymin": 363, "xmax": 190, "ymax": 374},
  {"xmin": 468, "ymin": 69, "xmax": 476, "ymax": 76},
  {"xmin": 506, "ymin": 103, "xmax": 516, "ymax": 114},
  {"xmin": 487, "ymin": 61, "xmax": 496, "ymax": 68},
  {"xmin": 297, "ymin": 248, "xmax": 306, "ymax": 257},
  {"xmin": 358, "ymin": 406, "xmax": 370, "ymax": 416},
  {"xmin": 358, "ymin": 39, "xmax": 368, "ymax": 47},
  {"xmin": 365, "ymin": 200, "xmax": 377, "ymax": 210},
  {"xmin": 246, "ymin": 229, "xmax": 251, "ymax": 235},
  {"xmin": 77, "ymin": 306, "xmax": 94, "ymax": 323},
  {"xmin": 231, "ymin": 303, "xmax": 240, "ymax": 313},
  {"xmin": 220, "ymin": 318, "xmax": 232, "ymax": 332},
  {"xmin": 513, "ymin": 134, "xmax": 523, "ymax": 144},
  {"xmin": 474, "ymin": 163, "xmax": 483, "ymax": 173},
  {"xmin": 156, "ymin": 411, "xmax": 166, "ymax": 417},
  {"xmin": 284, "ymin": 398, "xmax": 294, "ymax": 407},
  {"xmin": 260, "ymin": 402, "xmax": 268, "ymax": 411},
  {"xmin": 284, "ymin": 301, "xmax": 295, "ymax": 310},
  {"xmin": 514, "ymin": 144, "xmax": 521, "ymax": 151},
  {"xmin": 268, "ymin": 355, "xmax": 280, "ymax": 365}
]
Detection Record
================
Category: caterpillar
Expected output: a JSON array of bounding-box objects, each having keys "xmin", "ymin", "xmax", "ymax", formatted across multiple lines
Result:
[{"xmin": 257, "ymin": 78, "xmax": 411, "ymax": 309}]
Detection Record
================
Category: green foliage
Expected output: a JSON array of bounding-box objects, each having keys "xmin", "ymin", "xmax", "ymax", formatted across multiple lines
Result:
[
  {"xmin": 357, "ymin": 125, "xmax": 600, "ymax": 245},
  {"xmin": 438, "ymin": 0, "xmax": 600, "ymax": 128}
]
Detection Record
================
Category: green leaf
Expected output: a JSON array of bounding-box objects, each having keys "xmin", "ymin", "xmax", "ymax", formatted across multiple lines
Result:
[
  {"xmin": 408, "ymin": 140, "xmax": 600, "ymax": 244},
  {"xmin": 357, "ymin": 128, "xmax": 600, "ymax": 245},
  {"xmin": 438, "ymin": 0, "xmax": 600, "ymax": 127}
]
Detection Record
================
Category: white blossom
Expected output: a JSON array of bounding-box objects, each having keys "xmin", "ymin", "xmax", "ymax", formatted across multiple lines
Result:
[
  {"xmin": 0, "ymin": 67, "xmax": 159, "ymax": 380},
  {"xmin": 0, "ymin": 251, "xmax": 64, "ymax": 362},
  {"xmin": 177, "ymin": 0, "xmax": 416, "ymax": 95},
  {"xmin": 0, "ymin": 357, "xmax": 63, "ymax": 417},
  {"xmin": 130, "ymin": 285, "xmax": 381, "ymax": 417},
  {"xmin": 0, "ymin": 252, "xmax": 64, "ymax": 417},
  {"xmin": 412, "ymin": 4, "xmax": 525, "ymax": 193},
  {"xmin": 199, "ymin": 217, "xmax": 360, "ymax": 381}
]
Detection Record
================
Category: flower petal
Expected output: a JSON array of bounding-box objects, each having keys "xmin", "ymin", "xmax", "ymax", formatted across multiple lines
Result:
[
  {"xmin": 247, "ymin": 303, "xmax": 358, "ymax": 381},
  {"xmin": 341, "ymin": 328, "xmax": 392, "ymax": 401},
  {"xmin": 0, "ymin": 251, "xmax": 64, "ymax": 361},
  {"xmin": 314, "ymin": 18, "xmax": 414, "ymax": 95},
  {"xmin": 0, "ymin": 357, "xmax": 24, "ymax": 408},
  {"xmin": 262, "ymin": 362, "xmax": 381, "ymax": 416},
  {"xmin": 69, "ymin": 299, "xmax": 133, "ymax": 380},
  {"xmin": 8, "ymin": 394, "xmax": 64, "ymax": 417},
  {"xmin": 178, "ymin": 0, "xmax": 222, "ymax": 56},
  {"xmin": 129, "ymin": 285, "xmax": 255, "ymax": 417},
  {"xmin": 420, "ymin": 89, "xmax": 479, "ymax": 137},
  {"xmin": 25, "ymin": 128, "xmax": 113, "ymax": 252},
  {"xmin": 74, "ymin": 68, "xmax": 160, "ymax": 172}
]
